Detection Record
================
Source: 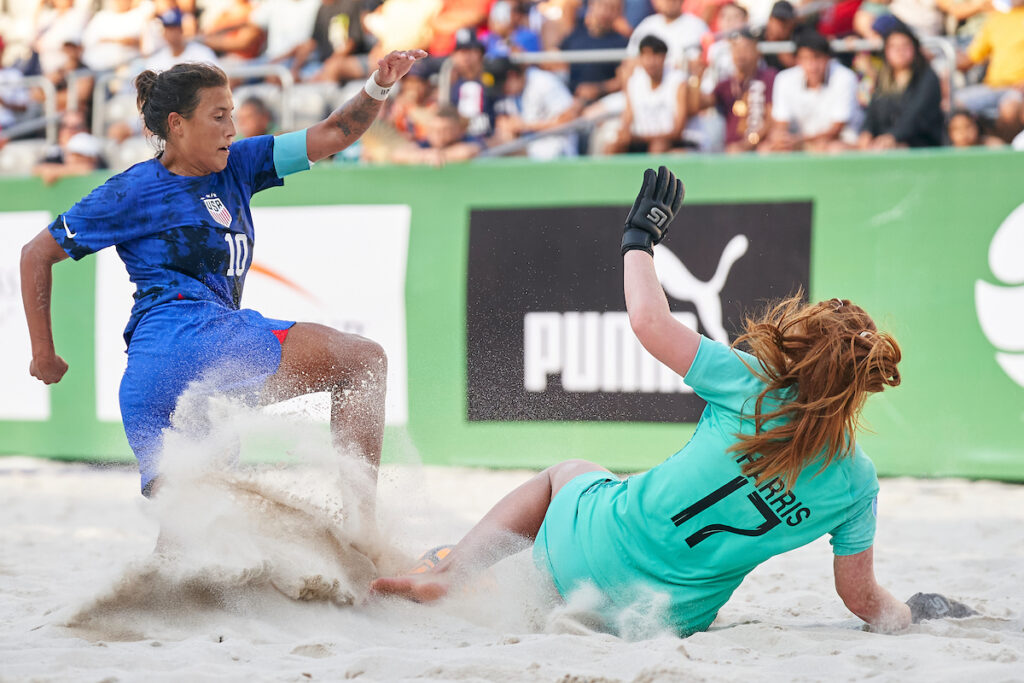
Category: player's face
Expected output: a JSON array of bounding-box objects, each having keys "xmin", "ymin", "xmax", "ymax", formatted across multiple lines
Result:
[{"xmin": 179, "ymin": 86, "xmax": 236, "ymax": 174}]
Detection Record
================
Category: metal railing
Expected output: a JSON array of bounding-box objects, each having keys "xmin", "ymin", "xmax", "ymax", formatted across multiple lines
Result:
[
  {"xmin": 17, "ymin": 76, "xmax": 59, "ymax": 144},
  {"xmin": 464, "ymin": 36, "xmax": 958, "ymax": 158},
  {"xmin": 91, "ymin": 63, "xmax": 296, "ymax": 138}
]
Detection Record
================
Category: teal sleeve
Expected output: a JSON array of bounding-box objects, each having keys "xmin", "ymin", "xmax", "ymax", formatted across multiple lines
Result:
[
  {"xmin": 683, "ymin": 336, "xmax": 766, "ymax": 415},
  {"xmin": 829, "ymin": 450, "xmax": 880, "ymax": 556},
  {"xmin": 272, "ymin": 129, "xmax": 311, "ymax": 177}
]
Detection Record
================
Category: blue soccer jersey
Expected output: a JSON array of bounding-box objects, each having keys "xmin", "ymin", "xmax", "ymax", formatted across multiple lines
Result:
[
  {"xmin": 45, "ymin": 131, "xmax": 311, "ymax": 492},
  {"xmin": 46, "ymin": 132, "xmax": 309, "ymax": 344}
]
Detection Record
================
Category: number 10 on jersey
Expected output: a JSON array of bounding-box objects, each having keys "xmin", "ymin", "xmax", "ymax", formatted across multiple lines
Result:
[{"xmin": 224, "ymin": 233, "xmax": 249, "ymax": 277}]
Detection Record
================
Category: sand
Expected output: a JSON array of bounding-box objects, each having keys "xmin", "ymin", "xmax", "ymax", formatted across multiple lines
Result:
[{"xmin": 1, "ymin": 453, "xmax": 1022, "ymax": 683}]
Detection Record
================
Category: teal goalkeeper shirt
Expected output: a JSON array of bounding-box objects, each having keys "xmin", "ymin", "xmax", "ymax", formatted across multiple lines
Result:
[{"xmin": 566, "ymin": 336, "xmax": 880, "ymax": 635}]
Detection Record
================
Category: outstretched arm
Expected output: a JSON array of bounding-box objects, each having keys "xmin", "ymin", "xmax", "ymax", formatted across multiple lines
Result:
[
  {"xmin": 622, "ymin": 167, "xmax": 699, "ymax": 377},
  {"xmin": 834, "ymin": 548, "xmax": 911, "ymax": 631},
  {"xmin": 21, "ymin": 229, "xmax": 70, "ymax": 384},
  {"xmin": 305, "ymin": 49, "xmax": 427, "ymax": 162}
]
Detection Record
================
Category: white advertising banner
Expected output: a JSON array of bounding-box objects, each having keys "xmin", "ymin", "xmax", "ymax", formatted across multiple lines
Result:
[
  {"xmin": 0, "ymin": 211, "xmax": 53, "ymax": 420},
  {"xmin": 95, "ymin": 204, "xmax": 411, "ymax": 425}
]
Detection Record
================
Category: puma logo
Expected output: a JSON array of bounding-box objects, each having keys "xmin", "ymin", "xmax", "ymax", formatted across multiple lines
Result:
[{"xmin": 654, "ymin": 235, "xmax": 750, "ymax": 343}]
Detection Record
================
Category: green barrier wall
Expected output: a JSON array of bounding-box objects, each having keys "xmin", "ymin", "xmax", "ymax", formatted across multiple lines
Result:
[{"xmin": 2, "ymin": 149, "xmax": 1023, "ymax": 480}]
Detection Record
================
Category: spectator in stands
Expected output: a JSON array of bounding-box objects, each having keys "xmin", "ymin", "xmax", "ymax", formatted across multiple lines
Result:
[
  {"xmin": 484, "ymin": 1, "xmax": 542, "ymax": 57},
  {"xmin": 81, "ymin": 0, "xmax": 152, "ymax": 73},
  {"xmin": 33, "ymin": 111, "xmax": 105, "ymax": 185},
  {"xmin": 386, "ymin": 59, "xmax": 436, "ymax": 145},
  {"xmin": 363, "ymin": 0, "xmax": 443, "ymax": 55},
  {"xmin": 699, "ymin": 1, "xmax": 749, "ymax": 88},
  {"xmin": 693, "ymin": 28, "xmax": 775, "ymax": 152},
  {"xmin": 755, "ymin": 0, "xmax": 797, "ymax": 72},
  {"xmin": 250, "ymin": 0, "xmax": 321, "ymax": 76},
  {"xmin": 856, "ymin": 19, "xmax": 943, "ymax": 149},
  {"xmin": 427, "ymin": 0, "xmax": 493, "ymax": 56},
  {"xmin": 491, "ymin": 58, "xmax": 579, "ymax": 159},
  {"xmin": 561, "ymin": 0, "xmax": 631, "ymax": 105},
  {"xmin": 43, "ymin": 38, "xmax": 92, "ymax": 113},
  {"xmin": 955, "ymin": 0, "xmax": 1024, "ymax": 142},
  {"xmin": 946, "ymin": 108, "xmax": 1006, "ymax": 147},
  {"xmin": 310, "ymin": 0, "xmax": 373, "ymax": 84},
  {"xmin": 389, "ymin": 104, "xmax": 484, "ymax": 165},
  {"xmin": 31, "ymin": 0, "xmax": 91, "ymax": 77},
  {"xmin": 144, "ymin": 7, "xmax": 219, "ymax": 71},
  {"xmin": 610, "ymin": 35, "xmax": 688, "ymax": 153},
  {"xmin": 884, "ymin": 0, "xmax": 946, "ymax": 39},
  {"xmin": 236, "ymin": 96, "xmax": 275, "ymax": 138},
  {"xmin": 0, "ymin": 39, "xmax": 31, "ymax": 133},
  {"xmin": 628, "ymin": 0, "xmax": 711, "ymax": 72},
  {"xmin": 198, "ymin": 0, "xmax": 265, "ymax": 65},
  {"xmin": 762, "ymin": 29, "xmax": 860, "ymax": 152},
  {"xmin": 449, "ymin": 28, "xmax": 494, "ymax": 136}
]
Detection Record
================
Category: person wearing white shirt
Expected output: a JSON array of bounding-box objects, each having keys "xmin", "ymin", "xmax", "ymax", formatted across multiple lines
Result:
[
  {"xmin": 250, "ymin": 0, "xmax": 321, "ymax": 62},
  {"xmin": 32, "ymin": 0, "xmax": 91, "ymax": 75},
  {"xmin": 82, "ymin": 0, "xmax": 153, "ymax": 72},
  {"xmin": 627, "ymin": 0, "xmax": 709, "ymax": 72},
  {"xmin": 611, "ymin": 34, "xmax": 688, "ymax": 153},
  {"xmin": 493, "ymin": 59, "xmax": 579, "ymax": 160},
  {"xmin": 144, "ymin": 7, "xmax": 219, "ymax": 72},
  {"xmin": 763, "ymin": 29, "xmax": 861, "ymax": 152}
]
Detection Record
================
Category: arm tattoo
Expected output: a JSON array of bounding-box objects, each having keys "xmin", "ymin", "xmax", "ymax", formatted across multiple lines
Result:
[{"xmin": 329, "ymin": 90, "xmax": 385, "ymax": 146}]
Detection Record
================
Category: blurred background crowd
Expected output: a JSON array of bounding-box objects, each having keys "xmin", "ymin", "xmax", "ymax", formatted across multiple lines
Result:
[{"xmin": 0, "ymin": 0, "xmax": 1021, "ymax": 181}]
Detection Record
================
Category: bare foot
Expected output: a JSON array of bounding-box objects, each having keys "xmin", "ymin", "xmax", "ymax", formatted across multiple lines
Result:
[{"xmin": 371, "ymin": 576, "xmax": 449, "ymax": 603}]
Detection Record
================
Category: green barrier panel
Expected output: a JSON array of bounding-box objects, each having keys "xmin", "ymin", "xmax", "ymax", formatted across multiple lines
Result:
[{"xmin": 1, "ymin": 149, "xmax": 1022, "ymax": 480}]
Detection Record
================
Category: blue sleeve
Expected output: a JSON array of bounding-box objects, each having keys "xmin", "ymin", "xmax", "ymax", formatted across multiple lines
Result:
[
  {"xmin": 227, "ymin": 134, "xmax": 306, "ymax": 195},
  {"xmin": 46, "ymin": 171, "xmax": 144, "ymax": 260},
  {"xmin": 683, "ymin": 336, "xmax": 767, "ymax": 415},
  {"xmin": 829, "ymin": 449, "xmax": 880, "ymax": 556}
]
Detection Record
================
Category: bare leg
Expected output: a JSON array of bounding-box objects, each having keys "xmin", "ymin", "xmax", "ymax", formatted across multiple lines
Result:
[
  {"xmin": 262, "ymin": 322, "xmax": 387, "ymax": 468},
  {"xmin": 371, "ymin": 459, "xmax": 612, "ymax": 602}
]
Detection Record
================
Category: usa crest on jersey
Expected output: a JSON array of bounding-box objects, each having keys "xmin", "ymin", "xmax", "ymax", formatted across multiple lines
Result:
[{"xmin": 202, "ymin": 193, "xmax": 232, "ymax": 228}]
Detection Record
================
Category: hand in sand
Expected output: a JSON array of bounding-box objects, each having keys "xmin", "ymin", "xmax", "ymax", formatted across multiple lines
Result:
[{"xmin": 371, "ymin": 575, "xmax": 450, "ymax": 603}]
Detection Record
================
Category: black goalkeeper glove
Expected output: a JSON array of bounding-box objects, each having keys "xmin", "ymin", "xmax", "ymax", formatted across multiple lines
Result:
[
  {"xmin": 621, "ymin": 165, "xmax": 685, "ymax": 256},
  {"xmin": 906, "ymin": 593, "xmax": 977, "ymax": 623}
]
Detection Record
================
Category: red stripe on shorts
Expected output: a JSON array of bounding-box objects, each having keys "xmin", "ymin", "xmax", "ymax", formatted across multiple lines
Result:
[{"xmin": 271, "ymin": 328, "xmax": 290, "ymax": 344}]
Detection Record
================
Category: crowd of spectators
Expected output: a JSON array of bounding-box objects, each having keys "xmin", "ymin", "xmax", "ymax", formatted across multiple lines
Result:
[{"xmin": 0, "ymin": 0, "xmax": 1022, "ymax": 180}]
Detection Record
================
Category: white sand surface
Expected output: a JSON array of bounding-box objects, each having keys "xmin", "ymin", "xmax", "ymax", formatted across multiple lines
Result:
[{"xmin": 1, "ymin": 455, "xmax": 1022, "ymax": 683}]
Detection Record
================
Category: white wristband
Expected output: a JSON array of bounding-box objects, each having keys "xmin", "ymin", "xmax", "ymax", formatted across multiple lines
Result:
[{"xmin": 364, "ymin": 70, "xmax": 392, "ymax": 101}]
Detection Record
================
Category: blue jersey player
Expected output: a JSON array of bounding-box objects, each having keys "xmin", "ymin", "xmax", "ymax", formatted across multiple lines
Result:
[
  {"xmin": 372, "ymin": 167, "xmax": 976, "ymax": 634},
  {"xmin": 21, "ymin": 54, "xmax": 425, "ymax": 498}
]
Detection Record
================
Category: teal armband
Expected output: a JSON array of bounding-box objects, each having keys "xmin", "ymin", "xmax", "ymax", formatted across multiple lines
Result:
[{"xmin": 273, "ymin": 129, "xmax": 311, "ymax": 177}]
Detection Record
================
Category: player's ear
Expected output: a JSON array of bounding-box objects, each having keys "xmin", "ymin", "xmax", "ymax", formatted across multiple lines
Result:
[{"xmin": 167, "ymin": 111, "xmax": 184, "ymax": 138}]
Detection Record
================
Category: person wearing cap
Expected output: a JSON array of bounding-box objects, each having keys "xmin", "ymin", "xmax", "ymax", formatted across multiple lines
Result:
[
  {"xmin": 762, "ymin": 28, "xmax": 861, "ymax": 152},
  {"xmin": 954, "ymin": 0, "xmax": 1024, "ymax": 143},
  {"xmin": 144, "ymin": 6, "xmax": 219, "ymax": 71},
  {"xmin": 692, "ymin": 28, "xmax": 776, "ymax": 152},
  {"xmin": 449, "ymin": 28, "xmax": 495, "ymax": 137},
  {"xmin": 856, "ymin": 18, "xmax": 943, "ymax": 150},
  {"xmin": 491, "ymin": 57, "xmax": 578, "ymax": 159},
  {"xmin": 754, "ymin": 0, "xmax": 798, "ymax": 72}
]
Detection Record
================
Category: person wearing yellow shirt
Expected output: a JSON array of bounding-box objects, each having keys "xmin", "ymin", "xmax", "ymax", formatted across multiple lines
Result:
[{"xmin": 955, "ymin": 0, "xmax": 1024, "ymax": 141}]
